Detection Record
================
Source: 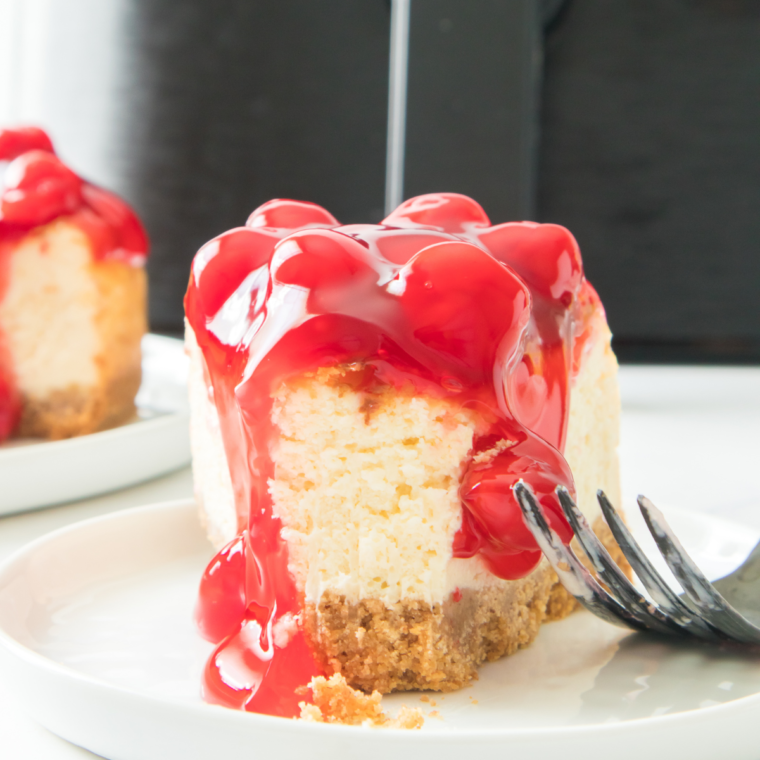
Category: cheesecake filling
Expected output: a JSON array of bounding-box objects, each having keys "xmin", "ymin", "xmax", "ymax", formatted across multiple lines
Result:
[
  {"xmin": 187, "ymin": 194, "xmax": 612, "ymax": 718},
  {"xmin": 270, "ymin": 368, "xmax": 480, "ymax": 608}
]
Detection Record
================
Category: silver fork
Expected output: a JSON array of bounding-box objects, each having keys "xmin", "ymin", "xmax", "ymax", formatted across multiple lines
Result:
[{"xmin": 514, "ymin": 481, "xmax": 760, "ymax": 644}]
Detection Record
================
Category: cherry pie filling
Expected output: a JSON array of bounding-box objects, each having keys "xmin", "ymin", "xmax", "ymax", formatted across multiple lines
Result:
[{"xmin": 187, "ymin": 194, "xmax": 597, "ymax": 717}]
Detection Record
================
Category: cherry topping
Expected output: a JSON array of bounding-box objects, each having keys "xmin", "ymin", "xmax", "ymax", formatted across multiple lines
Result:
[
  {"xmin": 247, "ymin": 198, "xmax": 339, "ymax": 230},
  {"xmin": 272, "ymin": 229, "xmax": 376, "ymax": 290},
  {"xmin": 0, "ymin": 127, "xmax": 55, "ymax": 161},
  {"xmin": 0, "ymin": 126, "xmax": 148, "ymax": 262},
  {"xmin": 1, "ymin": 151, "xmax": 82, "ymax": 225},
  {"xmin": 193, "ymin": 228, "xmax": 279, "ymax": 318},
  {"xmin": 478, "ymin": 222, "xmax": 583, "ymax": 305},
  {"xmin": 80, "ymin": 184, "xmax": 148, "ymax": 261},
  {"xmin": 398, "ymin": 241, "xmax": 530, "ymax": 385},
  {"xmin": 383, "ymin": 192, "xmax": 491, "ymax": 233}
]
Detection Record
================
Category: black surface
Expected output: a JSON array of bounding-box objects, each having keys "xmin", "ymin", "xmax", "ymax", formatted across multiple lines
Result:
[
  {"xmin": 539, "ymin": 0, "xmax": 760, "ymax": 358},
  {"xmin": 120, "ymin": 1, "xmax": 390, "ymax": 331},
  {"xmin": 404, "ymin": 0, "xmax": 541, "ymax": 222}
]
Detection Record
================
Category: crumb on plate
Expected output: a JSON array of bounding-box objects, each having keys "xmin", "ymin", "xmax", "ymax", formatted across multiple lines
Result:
[{"xmin": 299, "ymin": 674, "xmax": 424, "ymax": 729}]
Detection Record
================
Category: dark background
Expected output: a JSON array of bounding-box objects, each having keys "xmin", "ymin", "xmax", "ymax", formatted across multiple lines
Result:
[
  {"xmin": 119, "ymin": 1, "xmax": 391, "ymax": 329},
  {"xmin": 540, "ymin": 0, "xmax": 760, "ymax": 363},
  {"xmin": 89, "ymin": 0, "xmax": 760, "ymax": 363}
]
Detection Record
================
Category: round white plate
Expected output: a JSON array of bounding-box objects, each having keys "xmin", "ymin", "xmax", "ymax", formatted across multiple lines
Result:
[
  {"xmin": 1, "ymin": 501, "xmax": 760, "ymax": 759},
  {"xmin": 0, "ymin": 335, "xmax": 190, "ymax": 515}
]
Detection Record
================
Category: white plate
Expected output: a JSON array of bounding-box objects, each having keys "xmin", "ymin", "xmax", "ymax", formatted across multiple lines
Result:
[
  {"xmin": 1, "ymin": 501, "xmax": 760, "ymax": 759},
  {"xmin": 0, "ymin": 335, "xmax": 190, "ymax": 515}
]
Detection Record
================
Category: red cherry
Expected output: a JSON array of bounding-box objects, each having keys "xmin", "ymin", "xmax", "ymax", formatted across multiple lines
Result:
[
  {"xmin": 478, "ymin": 222, "xmax": 583, "ymax": 305},
  {"xmin": 383, "ymin": 193, "xmax": 491, "ymax": 233},
  {"xmin": 80, "ymin": 184, "xmax": 148, "ymax": 259},
  {"xmin": 452, "ymin": 508, "xmax": 484, "ymax": 557},
  {"xmin": 463, "ymin": 474, "xmax": 544, "ymax": 554},
  {"xmin": 271, "ymin": 229, "xmax": 375, "ymax": 290},
  {"xmin": 1, "ymin": 150, "xmax": 82, "ymax": 225},
  {"xmin": 191, "ymin": 227, "xmax": 280, "ymax": 317},
  {"xmin": 0, "ymin": 127, "xmax": 54, "ymax": 161},
  {"xmin": 398, "ymin": 241, "xmax": 530, "ymax": 384},
  {"xmin": 463, "ymin": 466, "xmax": 572, "ymax": 552},
  {"xmin": 246, "ymin": 199, "xmax": 339, "ymax": 230},
  {"xmin": 202, "ymin": 616, "xmax": 321, "ymax": 718},
  {"xmin": 459, "ymin": 431, "xmax": 575, "ymax": 580}
]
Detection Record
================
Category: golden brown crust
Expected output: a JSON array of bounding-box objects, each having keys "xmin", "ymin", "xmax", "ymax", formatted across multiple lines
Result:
[
  {"xmin": 305, "ymin": 566, "xmax": 555, "ymax": 694},
  {"xmin": 16, "ymin": 262, "xmax": 146, "ymax": 440},
  {"xmin": 544, "ymin": 576, "xmax": 581, "ymax": 621},
  {"xmin": 304, "ymin": 515, "xmax": 630, "ymax": 694},
  {"xmin": 16, "ymin": 376, "xmax": 137, "ymax": 439},
  {"xmin": 299, "ymin": 674, "xmax": 424, "ymax": 728}
]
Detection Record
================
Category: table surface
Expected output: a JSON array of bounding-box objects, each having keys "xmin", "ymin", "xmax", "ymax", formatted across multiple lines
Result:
[{"xmin": 2, "ymin": 365, "xmax": 759, "ymax": 758}]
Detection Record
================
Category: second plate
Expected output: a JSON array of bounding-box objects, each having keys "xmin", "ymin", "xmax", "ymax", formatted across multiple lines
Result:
[{"xmin": 0, "ymin": 334, "xmax": 190, "ymax": 515}]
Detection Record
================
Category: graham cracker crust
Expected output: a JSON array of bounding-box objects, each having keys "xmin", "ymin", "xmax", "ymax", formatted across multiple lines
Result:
[
  {"xmin": 17, "ymin": 368, "xmax": 141, "ymax": 439},
  {"xmin": 305, "ymin": 515, "xmax": 631, "ymax": 694},
  {"xmin": 299, "ymin": 674, "xmax": 424, "ymax": 728}
]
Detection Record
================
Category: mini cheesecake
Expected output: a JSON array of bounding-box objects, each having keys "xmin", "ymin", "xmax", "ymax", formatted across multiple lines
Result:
[
  {"xmin": 185, "ymin": 194, "xmax": 621, "ymax": 718},
  {"xmin": 0, "ymin": 127, "xmax": 148, "ymax": 441}
]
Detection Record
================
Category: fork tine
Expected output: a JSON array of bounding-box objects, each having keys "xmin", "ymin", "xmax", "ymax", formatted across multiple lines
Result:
[
  {"xmin": 556, "ymin": 487, "xmax": 683, "ymax": 637},
  {"xmin": 514, "ymin": 482, "xmax": 647, "ymax": 633},
  {"xmin": 597, "ymin": 491, "xmax": 721, "ymax": 641},
  {"xmin": 638, "ymin": 495, "xmax": 760, "ymax": 644}
]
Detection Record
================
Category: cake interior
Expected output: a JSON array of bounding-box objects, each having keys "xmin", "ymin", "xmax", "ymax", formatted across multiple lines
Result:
[{"xmin": 187, "ymin": 301, "xmax": 621, "ymax": 694}]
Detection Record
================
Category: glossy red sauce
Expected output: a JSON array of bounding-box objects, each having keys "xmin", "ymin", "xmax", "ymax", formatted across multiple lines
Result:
[
  {"xmin": 0, "ymin": 126, "xmax": 149, "ymax": 441},
  {"xmin": 187, "ymin": 193, "xmax": 596, "ymax": 717}
]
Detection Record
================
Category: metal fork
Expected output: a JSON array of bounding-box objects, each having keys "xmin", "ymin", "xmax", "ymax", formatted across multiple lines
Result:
[{"xmin": 514, "ymin": 481, "xmax": 760, "ymax": 644}]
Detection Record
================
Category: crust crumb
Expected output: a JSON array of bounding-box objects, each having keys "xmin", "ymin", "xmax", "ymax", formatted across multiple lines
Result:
[
  {"xmin": 471, "ymin": 438, "xmax": 515, "ymax": 465},
  {"xmin": 299, "ymin": 674, "xmax": 424, "ymax": 729}
]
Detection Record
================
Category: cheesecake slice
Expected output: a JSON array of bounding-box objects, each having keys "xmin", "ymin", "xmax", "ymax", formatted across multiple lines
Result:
[
  {"xmin": 185, "ymin": 194, "xmax": 621, "ymax": 717},
  {"xmin": 0, "ymin": 127, "xmax": 148, "ymax": 441}
]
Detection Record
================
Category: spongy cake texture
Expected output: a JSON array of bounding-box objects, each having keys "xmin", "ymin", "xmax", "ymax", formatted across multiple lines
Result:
[{"xmin": 269, "ymin": 368, "xmax": 481, "ymax": 607}]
